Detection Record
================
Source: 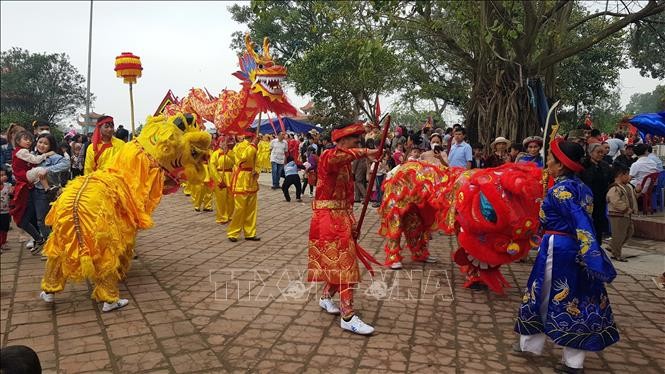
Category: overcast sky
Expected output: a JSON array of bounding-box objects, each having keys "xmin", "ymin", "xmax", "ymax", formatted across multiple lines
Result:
[{"xmin": 1, "ymin": 1, "xmax": 663, "ymax": 130}]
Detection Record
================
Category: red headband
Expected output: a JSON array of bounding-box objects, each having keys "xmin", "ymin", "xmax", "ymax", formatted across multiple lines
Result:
[
  {"xmin": 332, "ymin": 123, "xmax": 365, "ymax": 142},
  {"xmin": 96, "ymin": 116, "xmax": 114, "ymax": 127},
  {"xmin": 551, "ymin": 138, "xmax": 584, "ymax": 173}
]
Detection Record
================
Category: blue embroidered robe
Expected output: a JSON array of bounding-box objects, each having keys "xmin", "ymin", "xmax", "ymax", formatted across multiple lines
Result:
[{"xmin": 514, "ymin": 176, "xmax": 619, "ymax": 351}]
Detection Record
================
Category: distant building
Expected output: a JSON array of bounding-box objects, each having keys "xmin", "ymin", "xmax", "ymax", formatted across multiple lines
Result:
[{"xmin": 78, "ymin": 112, "xmax": 104, "ymax": 135}]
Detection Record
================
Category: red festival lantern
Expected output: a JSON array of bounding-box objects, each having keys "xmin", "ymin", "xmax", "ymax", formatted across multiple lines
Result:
[{"xmin": 114, "ymin": 52, "xmax": 143, "ymax": 136}]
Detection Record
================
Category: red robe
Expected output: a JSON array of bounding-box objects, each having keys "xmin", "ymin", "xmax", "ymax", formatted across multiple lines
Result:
[
  {"xmin": 9, "ymin": 148, "xmax": 33, "ymax": 225},
  {"xmin": 288, "ymin": 138, "xmax": 300, "ymax": 164},
  {"xmin": 307, "ymin": 147, "xmax": 367, "ymax": 285}
]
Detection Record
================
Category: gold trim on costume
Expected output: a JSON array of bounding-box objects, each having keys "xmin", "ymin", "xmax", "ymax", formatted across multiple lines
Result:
[
  {"xmin": 312, "ymin": 200, "xmax": 350, "ymax": 210},
  {"xmin": 73, "ymin": 175, "xmax": 92, "ymax": 258}
]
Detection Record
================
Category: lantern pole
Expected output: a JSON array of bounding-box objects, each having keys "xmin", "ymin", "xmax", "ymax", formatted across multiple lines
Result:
[
  {"xmin": 129, "ymin": 82, "xmax": 135, "ymax": 138},
  {"xmin": 85, "ymin": 0, "xmax": 93, "ymax": 133}
]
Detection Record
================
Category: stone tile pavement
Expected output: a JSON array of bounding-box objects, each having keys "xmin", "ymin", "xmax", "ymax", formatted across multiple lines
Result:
[{"xmin": 1, "ymin": 176, "xmax": 664, "ymax": 373}]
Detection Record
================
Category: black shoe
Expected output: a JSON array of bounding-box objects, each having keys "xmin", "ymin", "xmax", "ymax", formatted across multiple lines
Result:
[
  {"xmin": 554, "ymin": 363, "xmax": 584, "ymax": 374},
  {"xmin": 30, "ymin": 240, "xmax": 45, "ymax": 255},
  {"xmin": 244, "ymin": 236, "xmax": 261, "ymax": 241},
  {"xmin": 469, "ymin": 282, "xmax": 488, "ymax": 291},
  {"xmin": 203, "ymin": 208, "xmax": 213, "ymax": 212},
  {"xmin": 228, "ymin": 237, "xmax": 238, "ymax": 242}
]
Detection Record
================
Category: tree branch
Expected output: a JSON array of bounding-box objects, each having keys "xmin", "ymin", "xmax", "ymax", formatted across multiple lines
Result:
[
  {"xmin": 536, "ymin": 1, "xmax": 665, "ymax": 70},
  {"xmin": 392, "ymin": 14, "xmax": 475, "ymax": 66},
  {"xmin": 567, "ymin": 11, "xmax": 629, "ymax": 31},
  {"xmin": 538, "ymin": 0, "xmax": 570, "ymax": 29}
]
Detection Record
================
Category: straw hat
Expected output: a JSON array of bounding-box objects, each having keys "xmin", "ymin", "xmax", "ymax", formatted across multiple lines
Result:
[
  {"xmin": 490, "ymin": 136, "xmax": 511, "ymax": 150},
  {"xmin": 522, "ymin": 136, "xmax": 543, "ymax": 148}
]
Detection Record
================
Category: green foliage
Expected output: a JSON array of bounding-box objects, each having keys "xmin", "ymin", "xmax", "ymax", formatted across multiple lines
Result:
[
  {"xmin": 629, "ymin": 13, "xmax": 665, "ymax": 79},
  {"xmin": 390, "ymin": 109, "xmax": 444, "ymax": 130},
  {"xmin": 589, "ymin": 90, "xmax": 624, "ymax": 134},
  {"xmin": 0, "ymin": 47, "xmax": 89, "ymax": 130},
  {"xmin": 625, "ymin": 85, "xmax": 665, "ymax": 114},
  {"xmin": 557, "ymin": 12, "xmax": 628, "ymax": 115}
]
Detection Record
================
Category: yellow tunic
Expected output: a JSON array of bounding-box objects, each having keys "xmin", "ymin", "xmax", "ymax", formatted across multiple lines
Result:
[
  {"xmin": 84, "ymin": 137, "xmax": 126, "ymax": 174},
  {"xmin": 227, "ymin": 140, "xmax": 259, "ymax": 239},
  {"xmin": 191, "ymin": 152, "xmax": 213, "ymax": 211},
  {"xmin": 257, "ymin": 139, "xmax": 271, "ymax": 172},
  {"xmin": 209, "ymin": 148, "xmax": 235, "ymax": 223}
]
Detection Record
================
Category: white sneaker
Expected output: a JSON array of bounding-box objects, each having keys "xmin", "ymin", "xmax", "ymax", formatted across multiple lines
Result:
[
  {"xmin": 340, "ymin": 315, "xmax": 374, "ymax": 335},
  {"xmin": 40, "ymin": 291, "xmax": 54, "ymax": 303},
  {"xmin": 425, "ymin": 256, "xmax": 438, "ymax": 263},
  {"xmin": 102, "ymin": 299, "xmax": 129, "ymax": 312},
  {"xmin": 26, "ymin": 239, "xmax": 34, "ymax": 249},
  {"xmin": 319, "ymin": 297, "xmax": 340, "ymax": 314},
  {"xmin": 390, "ymin": 261, "xmax": 403, "ymax": 270}
]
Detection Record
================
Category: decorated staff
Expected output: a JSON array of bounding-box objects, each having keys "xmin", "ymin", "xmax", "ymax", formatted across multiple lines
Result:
[
  {"xmin": 541, "ymin": 100, "xmax": 561, "ymax": 196},
  {"xmin": 114, "ymin": 52, "xmax": 143, "ymax": 137}
]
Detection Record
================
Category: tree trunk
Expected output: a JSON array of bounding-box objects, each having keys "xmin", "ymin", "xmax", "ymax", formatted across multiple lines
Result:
[{"xmin": 465, "ymin": 65, "xmax": 539, "ymax": 149}]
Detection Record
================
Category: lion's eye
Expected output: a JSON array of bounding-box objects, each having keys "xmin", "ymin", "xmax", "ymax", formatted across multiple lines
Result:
[
  {"xmin": 191, "ymin": 149, "xmax": 199, "ymax": 158},
  {"xmin": 479, "ymin": 192, "xmax": 497, "ymax": 223}
]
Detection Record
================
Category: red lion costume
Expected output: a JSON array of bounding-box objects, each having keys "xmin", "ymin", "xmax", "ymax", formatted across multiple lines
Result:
[{"xmin": 379, "ymin": 162, "xmax": 543, "ymax": 294}]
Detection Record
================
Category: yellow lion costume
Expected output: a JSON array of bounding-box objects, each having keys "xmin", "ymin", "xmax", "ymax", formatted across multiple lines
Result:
[{"xmin": 41, "ymin": 113, "xmax": 211, "ymax": 308}]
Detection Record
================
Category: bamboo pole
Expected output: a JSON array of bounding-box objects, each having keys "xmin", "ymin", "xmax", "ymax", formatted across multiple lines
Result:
[{"xmin": 129, "ymin": 83, "xmax": 136, "ymax": 138}]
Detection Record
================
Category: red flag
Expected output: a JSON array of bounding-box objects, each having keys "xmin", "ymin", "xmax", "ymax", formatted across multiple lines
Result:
[{"xmin": 374, "ymin": 94, "xmax": 381, "ymax": 125}]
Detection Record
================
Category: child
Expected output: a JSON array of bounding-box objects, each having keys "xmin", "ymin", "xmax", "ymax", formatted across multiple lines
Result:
[
  {"xmin": 509, "ymin": 143, "xmax": 525, "ymax": 163},
  {"xmin": 1, "ymin": 168, "xmax": 12, "ymax": 251},
  {"xmin": 606, "ymin": 163, "xmax": 638, "ymax": 262},
  {"xmin": 70, "ymin": 142, "xmax": 84, "ymax": 178},
  {"xmin": 301, "ymin": 146, "xmax": 318, "ymax": 197},
  {"xmin": 13, "ymin": 131, "xmax": 54, "ymax": 190},
  {"xmin": 282, "ymin": 155, "xmax": 304, "ymax": 202},
  {"xmin": 471, "ymin": 143, "xmax": 485, "ymax": 169},
  {"xmin": 369, "ymin": 150, "xmax": 390, "ymax": 208}
]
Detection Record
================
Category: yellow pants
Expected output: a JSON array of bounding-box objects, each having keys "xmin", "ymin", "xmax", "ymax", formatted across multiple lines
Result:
[
  {"xmin": 191, "ymin": 184, "xmax": 213, "ymax": 211},
  {"xmin": 227, "ymin": 193, "xmax": 257, "ymax": 239},
  {"xmin": 214, "ymin": 187, "xmax": 234, "ymax": 223},
  {"xmin": 41, "ymin": 256, "xmax": 121, "ymax": 303}
]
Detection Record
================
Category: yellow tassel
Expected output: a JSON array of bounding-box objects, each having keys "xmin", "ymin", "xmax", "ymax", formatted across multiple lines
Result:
[{"xmin": 80, "ymin": 255, "xmax": 95, "ymax": 278}]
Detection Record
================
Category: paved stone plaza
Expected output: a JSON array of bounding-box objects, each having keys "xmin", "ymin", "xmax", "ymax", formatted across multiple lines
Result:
[{"xmin": 1, "ymin": 178, "xmax": 664, "ymax": 373}]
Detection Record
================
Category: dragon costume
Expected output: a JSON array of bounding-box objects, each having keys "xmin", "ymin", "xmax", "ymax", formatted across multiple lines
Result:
[
  {"xmin": 164, "ymin": 34, "xmax": 297, "ymax": 135},
  {"xmin": 41, "ymin": 113, "xmax": 211, "ymax": 303},
  {"xmin": 379, "ymin": 162, "xmax": 543, "ymax": 294}
]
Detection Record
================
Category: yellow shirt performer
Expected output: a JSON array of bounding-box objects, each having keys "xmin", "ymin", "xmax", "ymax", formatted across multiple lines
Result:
[
  {"xmin": 191, "ymin": 149, "xmax": 214, "ymax": 212},
  {"xmin": 227, "ymin": 133, "xmax": 260, "ymax": 242},
  {"xmin": 84, "ymin": 116, "xmax": 125, "ymax": 174},
  {"xmin": 257, "ymin": 135, "xmax": 272, "ymax": 172},
  {"xmin": 209, "ymin": 136, "xmax": 235, "ymax": 224}
]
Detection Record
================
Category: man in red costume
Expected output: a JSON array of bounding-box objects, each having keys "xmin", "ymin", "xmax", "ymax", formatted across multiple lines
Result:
[{"xmin": 307, "ymin": 121, "xmax": 379, "ymax": 335}]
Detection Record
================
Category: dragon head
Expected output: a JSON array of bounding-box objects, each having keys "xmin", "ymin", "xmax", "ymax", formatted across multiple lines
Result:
[
  {"xmin": 234, "ymin": 34, "xmax": 287, "ymax": 102},
  {"xmin": 136, "ymin": 113, "xmax": 211, "ymax": 194}
]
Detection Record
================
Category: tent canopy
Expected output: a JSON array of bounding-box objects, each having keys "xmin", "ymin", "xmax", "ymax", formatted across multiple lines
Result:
[
  {"xmin": 628, "ymin": 112, "xmax": 665, "ymax": 137},
  {"xmin": 250, "ymin": 116, "xmax": 323, "ymax": 135}
]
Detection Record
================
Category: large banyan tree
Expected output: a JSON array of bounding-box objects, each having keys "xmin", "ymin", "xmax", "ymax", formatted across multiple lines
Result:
[{"xmin": 385, "ymin": 0, "xmax": 664, "ymax": 144}]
